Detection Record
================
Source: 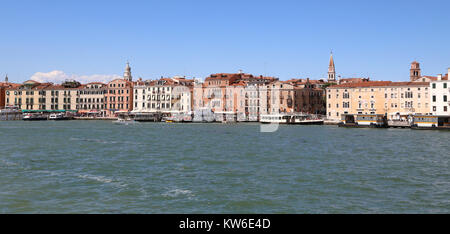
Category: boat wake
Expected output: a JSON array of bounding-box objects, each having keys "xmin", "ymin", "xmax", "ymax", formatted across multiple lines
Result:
[
  {"xmin": 162, "ymin": 189, "xmax": 194, "ymax": 198},
  {"xmin": 69, "ymin": 137, "xmax": 145, "ymax": 146},
  {"xmin": 76, "ymin": 173, "xmax": 128, "ymax": 188}
]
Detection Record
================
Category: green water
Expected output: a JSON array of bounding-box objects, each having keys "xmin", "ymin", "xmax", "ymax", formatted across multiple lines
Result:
[{"xmin": 0, "ymin": 121, "xmax": 449, "ymax": 213}]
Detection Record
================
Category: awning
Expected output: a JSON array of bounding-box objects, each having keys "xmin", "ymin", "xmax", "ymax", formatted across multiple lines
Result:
[
  {"xmin": 214, "ymin": 111, "xmax": 237, "ymax": 114},
  {"xmin": 388, "ymin": 112, "xmax": 413, "ymax": 116}
]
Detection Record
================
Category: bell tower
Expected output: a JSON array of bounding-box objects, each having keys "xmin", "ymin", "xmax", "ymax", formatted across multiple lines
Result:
[
  {"xmin": 124, "ymin": 62, "xmax": 132, "ymax": 81},
  {"xmin": 328, "ymin": 52, "xmax": 336, "ymax": 82},
  {"xmin": 410, "ymin": 61, "xmax": 421, "ymax": 81}
]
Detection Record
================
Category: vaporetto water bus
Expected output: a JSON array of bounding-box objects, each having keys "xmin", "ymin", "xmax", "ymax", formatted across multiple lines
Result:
[
  {"xmin": 339, "ymin": 114, "xmax": 388, "ymax": 128},
  {"xmin": 411, "ymin": 115, "xmax": 450, "ymax": 130},
  {"xmin": 260, "ymin": 113, "xmax": 324, "ymax": 125}
]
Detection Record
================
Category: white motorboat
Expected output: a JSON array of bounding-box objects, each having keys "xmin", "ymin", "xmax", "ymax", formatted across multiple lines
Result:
[
  {"xmin": 49, "ymin": 113, "xmax": 70, "ymax": 120},
  {"xmin": 113, "ymin": 118, "xmax": 137, "ymax": 125}
]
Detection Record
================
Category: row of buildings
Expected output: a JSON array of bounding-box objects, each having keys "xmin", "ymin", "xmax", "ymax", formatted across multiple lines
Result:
[
  {"xmin": 326, "ymin": 60, "xmax": 450, "ymax": 121},
  {"xmin": 1, "ymin": 62, "xmax": 325, "ymax": 121},
  {"xmin": 3, "ymin": 54, "xmax": 448, "ymax": 122}
]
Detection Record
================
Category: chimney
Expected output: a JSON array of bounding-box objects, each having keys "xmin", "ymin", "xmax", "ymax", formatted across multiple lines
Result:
[
  {"xmin": 448, "ymin": 68, "xmax": 450, "ymax": 77},
  {"xmin": 438, "ymin": 74, "xmax": 442, "ymax": 81}
]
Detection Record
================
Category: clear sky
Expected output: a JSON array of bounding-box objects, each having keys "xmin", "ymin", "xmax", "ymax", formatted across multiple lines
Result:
[{"xmin": 1, "ymin": 0, "xmax": 449, "ymax": 83}]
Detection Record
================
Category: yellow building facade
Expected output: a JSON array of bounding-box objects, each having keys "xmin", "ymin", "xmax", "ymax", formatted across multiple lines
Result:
[
  {"xmin": 326, "ymin": 81, "xmax": 431, "ymax": 121},
  {"xmin": 5, "ymin": 80, "xmax": 80, "ymax": 112}
]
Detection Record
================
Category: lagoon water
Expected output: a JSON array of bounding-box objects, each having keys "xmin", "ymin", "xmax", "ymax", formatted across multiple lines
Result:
[{"xmin": 0, "ymin": 121, "xmax": 449, "ymax": 213}]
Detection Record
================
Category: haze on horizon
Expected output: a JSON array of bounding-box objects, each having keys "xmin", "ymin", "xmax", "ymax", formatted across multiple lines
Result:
[{"xmin": 1, "ymin": 0, "xmax": 449, "ymax": 84}]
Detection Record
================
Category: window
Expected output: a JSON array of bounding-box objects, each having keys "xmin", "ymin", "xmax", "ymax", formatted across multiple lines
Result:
[
  {"xmin": 433, "ymin": 96, "xmax": 436, "ymax": 102},
  {"xmin": 433, "ymin": 106, "xmax": 436, "ymax": 111},
  {"xmin": 444, "ymin": 106, "xmax": 448, "ymax": 112},
  {"xmin": 444, "ymin": 95, "xmax": 448, "ymax": 102},
  {"xmin": 432, "ymin": 83, "xmax": 436, "ymax": 89},
  {"xmin": 444, "ymin": 83, "xmax": 447, "ymax": 89}
]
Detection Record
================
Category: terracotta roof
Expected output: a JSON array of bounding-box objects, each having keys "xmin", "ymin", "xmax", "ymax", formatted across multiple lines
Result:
[
  {"xmin": 231, "ymin": 80, "xmax": 246, "ymax": 86},
  {"xmin": 86, "ymin": 82, "xmax": 106, "ymax": 85},
  {"xmin": 108, "ymin": 78, "xmax": 133, "ymax": 84},
  {"xmin": 422, "ymin": 76, "xmax": 437, "ymax": 81},
  {"xmin": 433, "ymin": 74, "xmax": 449, "ymax": 81},
  {"xmin": 23, "ymin": 80, "xmax": 40, "ymax": 84},
  {"xmin": 0, "ymin": 82, "xmax": 21, "ymax": 88},
  {"xmin": 329, "ymin": 81, "xmax": 429, "ymax": 88},
  {"xmin": 42, "ymin": 84, "xmax": 80, "ymax": 90},
  {"xmin": 338, "ymin": 78, "xmax": 370, "ymax": 84}
]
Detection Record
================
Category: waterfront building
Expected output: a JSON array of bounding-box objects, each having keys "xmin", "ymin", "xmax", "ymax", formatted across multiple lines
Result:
[
  {"xmin": 5, "ymin": 80, "xmax": 81, "ymax": 112},
  {"xmin": 194, "ymin": 72, "xmax": 323, "ymax": 121},
  {"xmin": 195, "ymin": 72, "xmax": 278, "ymax": 122},
  {"xmin": 132, "ymin": 76, "xmax": 194, "ymax": 114},
  {"xmin": 77, "ymin": 82, "xmax": 107, "ymax": 117},
  {"xmin": 1, "ymin": 75, "xmax": 21, "ymax": 109},
  {"xmin": 105, "ymin": 63, "xmax": 134, "ymax": 116},
  {"xmin": 240, "ymin": 83, "xmax": 266, "ymax": 121},
  {"xmin": 430, "ymin": 69, "xmax": 450, "ymax": 115},
  {"xmin": 198, "ymin": 72, "xmax": 248, "ymax": 121},
  {"xmin": 326, "ymin": 81, "xmax": 431, "ymax": 121},
  {"xmin": 0, "ymin": 86, "xmax": 6, "ymax": 109},
  {"xmin": 266, "ymin": 79, "xmax": 324, "ymax": 115}
]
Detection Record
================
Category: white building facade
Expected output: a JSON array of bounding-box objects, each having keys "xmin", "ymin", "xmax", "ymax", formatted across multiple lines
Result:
[
  {"xmin": 430, "ymin": 69, "xmax": 450, "ymax": 116},
  {"xmin": 133, "ymin": 78, "xmax": 193, "ymax": 114}
]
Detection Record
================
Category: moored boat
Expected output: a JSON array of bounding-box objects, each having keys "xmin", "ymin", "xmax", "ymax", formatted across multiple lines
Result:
[
  {"xmin": 49, "ymin": 113, "xmax": 70, "ymax": 120},
  {"xmin": 411, "ymin": 115, "xmax": 450, "ymax": 130},
  {"xmin": 22, "ymin": 113, "xmax": 47, "ymax": 121},
  {"xmin": 338, "ymin": 114, "xmax": 388, "ymax": 128},
  {"xmin": 260, "ymin": 113, "xmax": 324, "ymax": 125},
  {"xmin": 113, "ymin": 118, "xmax": 137, "ymax": 125}
]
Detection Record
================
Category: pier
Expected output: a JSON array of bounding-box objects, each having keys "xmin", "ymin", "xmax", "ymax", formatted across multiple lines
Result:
[{"xmin": 0, "ymin": 110, "xmax": 22, "ymax": 120}]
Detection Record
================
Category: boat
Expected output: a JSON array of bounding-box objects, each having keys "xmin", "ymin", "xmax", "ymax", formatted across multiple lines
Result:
[
  {"xmin": 49, "ymin": 113, "xmax": 70, "ymax": 120},
  {"xmin": 260, "ymin": 113, "xmax": 324, "ymax": 125},
  {"xmin": 22, "ymin": 113, "xmax": 48, "ymax": 121},
  {"xmin": 338, "ymin": 114, "xmax": 388, "ymax": 128},
  {"xmin": 411, "ymin": 115, "xmax": 450, "ymax": 130},
  {"xmin": 113, "ymin": 118, "xmax": 137, "ymax": 125},
  {"xmin": 130, "ymin": 113, "xmax": 161, "ymax": 122}
]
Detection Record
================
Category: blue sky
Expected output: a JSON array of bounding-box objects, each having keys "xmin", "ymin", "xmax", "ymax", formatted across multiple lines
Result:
[{"xmin": 1, "ymin": 0, "xmax": 449, "ymax": 83}]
